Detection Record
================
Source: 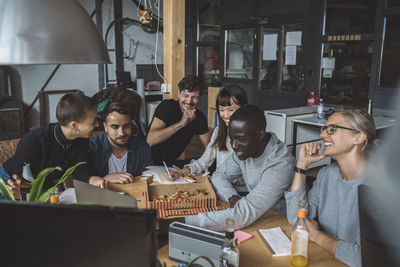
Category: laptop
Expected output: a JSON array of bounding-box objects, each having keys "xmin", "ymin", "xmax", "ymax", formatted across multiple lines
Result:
[{"xmin": 73, "ymin": 179, "xmax": 137, "ymax": 208}]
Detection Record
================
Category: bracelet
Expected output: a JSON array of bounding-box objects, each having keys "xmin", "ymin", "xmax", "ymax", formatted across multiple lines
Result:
[
  {"xmin": 171, "ymin": 125, "xmax": 177, "ymax": 133},
  {"xmin": 294, "ymin": 166, "xmax": 307, "ymax": 175}
]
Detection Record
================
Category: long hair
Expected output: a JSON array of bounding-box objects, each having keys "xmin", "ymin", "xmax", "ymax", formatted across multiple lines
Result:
[{"xmin": 211, "ymin": 85, "xmax": 248, "ymax": 151}]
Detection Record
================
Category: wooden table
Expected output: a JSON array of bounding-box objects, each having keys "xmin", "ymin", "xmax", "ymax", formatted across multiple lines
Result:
[{"xmin": 157, "ymin": 210, "xmax": 346, "ymax": 267}]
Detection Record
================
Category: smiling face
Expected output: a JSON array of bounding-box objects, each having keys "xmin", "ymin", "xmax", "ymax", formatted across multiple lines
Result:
[
  {"xmin": 228, "ymin": 120, "xmax": 262, "ymax": 160},
  {"xmin": 75, "ymin": 108, "xmax": 99, "ymax": 138},
  {"xmin": 178, "ymin": 89, "xmax": 201, "ymax": 111},
  {"xmin": 320, "ymin": 112, "xmax": 360, "ymax": 158},
  {"xmin": 104, "ymin": 111, "xmax": 132, "ymax": 147},
  {"xmin": 218, "ymin": 99, "xmax": 241, "ymax": 126}
]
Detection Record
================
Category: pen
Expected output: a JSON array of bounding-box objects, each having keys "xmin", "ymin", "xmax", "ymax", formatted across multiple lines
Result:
[
  {"xmin": 163, "ymin": 161, "xmax": 173, "ymax": 181},
  {"xmin": 172, "ymin": 164, "xmax": 180, "ymax": 170}
]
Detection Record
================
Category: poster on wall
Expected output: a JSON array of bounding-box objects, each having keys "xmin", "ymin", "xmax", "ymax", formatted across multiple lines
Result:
[
  {"xmin": 263, "ymin": 34, "xmax": 278, "ymax": 61},
  {"xmin": 285, "ymin": 46, "xmax": 297, "ymax": 65},
  {"xmin": 286, "ymin": 31, "xmax": 302, "ymax": 46}
]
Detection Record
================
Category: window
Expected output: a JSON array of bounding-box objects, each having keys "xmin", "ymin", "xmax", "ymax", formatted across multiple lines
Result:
[
  {"xmin": 259, "ymin": 23, "xmax": 304, "ymax": 93},
  {"xmin": 387, "ymin": 0, "xmax": 400, "ymax": 7},
  {"xmin": 193, "ymin": 0, "xmax": 221, "ymax": 87},
  {"xmin": 379, "ymin": 14, "xmax": 400, "ymax": 88},
  {"xmin": 224, "ymin": 28, "xmax": 254, "ymax": 79}
]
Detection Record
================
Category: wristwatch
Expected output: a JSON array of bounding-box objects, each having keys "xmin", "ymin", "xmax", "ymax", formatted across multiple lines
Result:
[{"xmin": 294, "ymin": 166, "xmax": 307, "ymax": 175}]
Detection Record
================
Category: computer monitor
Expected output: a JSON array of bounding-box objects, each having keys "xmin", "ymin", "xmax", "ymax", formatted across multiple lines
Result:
[
  {"xmin": 359, "ymin": 184, "xmax": 400, "ymax": 267},
  {"xmin": 0, "ymin": 201, "xmax": 158, "ymax": 267}
]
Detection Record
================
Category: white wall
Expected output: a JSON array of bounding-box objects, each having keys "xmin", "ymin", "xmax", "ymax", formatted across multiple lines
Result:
[{"xmin": 9, "ymin": 0, "xmax": 163, "ymax": 129}]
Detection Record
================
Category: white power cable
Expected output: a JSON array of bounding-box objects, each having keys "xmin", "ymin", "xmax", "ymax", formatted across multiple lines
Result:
[{"xmin": 153, "ymin": 0, "xmax": 166, "ymax": 83}]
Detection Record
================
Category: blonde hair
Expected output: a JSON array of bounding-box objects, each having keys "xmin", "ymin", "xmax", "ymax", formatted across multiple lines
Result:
[{"xmin": 339, "ymin": 109, "xmax": 376, "ymax": 151}]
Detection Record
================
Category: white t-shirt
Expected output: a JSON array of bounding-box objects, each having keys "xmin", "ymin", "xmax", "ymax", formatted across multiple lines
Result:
[{"xmin": 108, "ymin": 153, "xmax": 127, "ymax": 173}]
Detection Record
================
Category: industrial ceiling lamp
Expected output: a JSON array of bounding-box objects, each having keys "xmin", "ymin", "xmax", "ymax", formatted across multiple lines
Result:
[{"xmin": 0, "ymin": 0, "xmax": 110, "ymax": 65}]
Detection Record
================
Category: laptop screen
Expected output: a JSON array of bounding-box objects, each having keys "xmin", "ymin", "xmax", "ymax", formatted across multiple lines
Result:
[
  {"xmin": 74, "ymin": 179, "xmax": 137, "ymax": 208},
  {"xmin": 0, "ymin": 201, "xmax": 157, "ymax": 267}
]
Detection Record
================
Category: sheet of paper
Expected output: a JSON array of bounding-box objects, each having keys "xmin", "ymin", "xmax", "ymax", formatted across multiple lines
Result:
[
  {"xmin": 285, "ymin": 46, "xmax": 297, "ymax": 65},
  {"xmin": 234, "ymin": 230, "xmax": 253, "ymax": 244},
  {"xmin": 323, "ymin": 68, "xmax": 333, "ymax": 78},
  {"xmin": 59, "ymin": 188, "xmax": 77, "ymax": 204},
  {"xmin": 258, "ymin": 227, "xmax": 291, "ymax": 257},
  {"xmin": 322, "ymin": 57, "xmax": 335, "ymax": 69},
  {"xmin": 263, "ymin": 34, "xmax": 278, "ymax": 61},
  {"xmin": 142, "ymin": 166, "xmax": 190, "ymax": 184},
  {"xmin": 286, "ymin": 31, "xmax": 302, "ymax": 46}
]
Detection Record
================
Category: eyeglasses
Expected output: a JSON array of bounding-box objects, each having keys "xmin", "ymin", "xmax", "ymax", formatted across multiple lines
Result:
[{"xmin": 321, "ymin": 124, "xmax": 360, "ymax": 135}]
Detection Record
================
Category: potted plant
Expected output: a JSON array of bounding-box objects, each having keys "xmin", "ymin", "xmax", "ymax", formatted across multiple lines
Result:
[{"xmin": 0, "ymin": 162, "xmax": 85, "ymax": 202}]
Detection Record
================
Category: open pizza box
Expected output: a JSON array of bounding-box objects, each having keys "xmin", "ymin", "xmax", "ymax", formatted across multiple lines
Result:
[{"xmin": 108, "ymin": 176, "xmax": 221, "ymax": 218}]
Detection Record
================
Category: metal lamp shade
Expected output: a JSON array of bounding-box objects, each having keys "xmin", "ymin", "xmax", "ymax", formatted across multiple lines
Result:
[{"xmin": 0, "ymin": 0, "xmax": 110, "ymax": 65}]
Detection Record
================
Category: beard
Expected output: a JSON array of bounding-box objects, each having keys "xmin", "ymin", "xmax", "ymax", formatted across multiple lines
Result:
[{"xmin": 109, "ymin": 136, "xmax": 129, "ymax": 147}]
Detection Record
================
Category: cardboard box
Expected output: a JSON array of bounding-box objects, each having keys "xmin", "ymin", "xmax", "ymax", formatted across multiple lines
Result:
[{"xmin": 108, "ymin": 176, "xmax": 220, "ymax": 218}]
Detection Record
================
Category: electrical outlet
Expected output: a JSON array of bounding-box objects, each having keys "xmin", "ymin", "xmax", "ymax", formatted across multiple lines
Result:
[{"xmin": 161, "ymin": 83, "xmax": 170, "ymax": 93}]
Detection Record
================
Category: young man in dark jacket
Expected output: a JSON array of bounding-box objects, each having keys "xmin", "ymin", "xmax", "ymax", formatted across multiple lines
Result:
[{"xmin": 89, "ymin": 89, "xmax": 152, "ymax": 185}]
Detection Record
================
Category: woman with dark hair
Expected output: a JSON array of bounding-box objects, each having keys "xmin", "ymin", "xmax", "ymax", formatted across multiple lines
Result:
[{"xmin": 172, "ymin": 85, "xmax": 248, "ymax": 182}]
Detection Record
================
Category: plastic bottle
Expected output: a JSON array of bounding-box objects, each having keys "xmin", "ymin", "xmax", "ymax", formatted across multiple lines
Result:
[
  {"xmin": 317, "ymin": 98, "xmax": 324, "ymax": 119},
  {"xmin": 307, "ymin": 90, "xmax": 318, "ymax": 106},
  {"xmin": 290, "ymin": 200, "xmax": 310, "ymax": 267},
  {"xmin": 220, "ymin": 218, "xmax": 239, "ymax": 267}
]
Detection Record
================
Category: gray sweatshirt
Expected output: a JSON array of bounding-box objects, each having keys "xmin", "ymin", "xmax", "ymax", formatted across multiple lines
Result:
[
  {"xmin": 285, "ymin": 162, "xmax": 365, "ymax": 267},
  {"xmin": 185, "ymin": 133, "xmax": 295, "ymax": 231},
  {"xmin": 185, "ymin": 126, "xmax": 247, "ymax": 191}
]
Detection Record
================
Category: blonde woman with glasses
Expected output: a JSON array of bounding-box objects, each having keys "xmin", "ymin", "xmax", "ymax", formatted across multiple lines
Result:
[{"xmin": 285, "ymin": 109, "xmax": 376, "ymax": 267}]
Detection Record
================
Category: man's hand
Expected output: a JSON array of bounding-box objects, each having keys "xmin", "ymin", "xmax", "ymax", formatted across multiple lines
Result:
[
  {"xmin": 228, "ymin": 195, "xmax": 242, "ymax": 208},
  {"xmin": 180, "ymin": 109, "xmax": 196, "ymax": 127},
  {"xmin": 297, "ymin": 142, "xmax": 327, "ymax": 170},
  {"xmin": 7, "ymin": 174, "xmax": 22, "ymax": 200},
  {"xmin": 104, "ymin": 172, "xmax": 134, "ymax": 184},
  {"xmin": 89, "ymin": 176, "xmax": 107, "ymax": 188}
]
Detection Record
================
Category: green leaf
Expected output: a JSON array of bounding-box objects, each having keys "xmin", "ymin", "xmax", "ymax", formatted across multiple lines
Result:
[
  {"xmin": 38, "ymin": 162, "xmax": 87, "ymax": 203},
  {"xmin": 0, "ymin": 177, "xmax": 15, "ymax": 200},
  {"xmin": 28, "ymin": 166, "xmax": 61, "ymax": 202},
  {"xmin": 187, "ymin": 256, "xmax": 215, "ymax": 267}
]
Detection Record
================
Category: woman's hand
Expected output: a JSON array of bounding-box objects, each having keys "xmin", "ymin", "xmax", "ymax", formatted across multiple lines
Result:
[
  {"xmin": 307, "ymin": 219, "xmax": 321, "ymax": 242},
  {"xmin": 297, "ymin": 142, "xmax": 327, "ymax": 170},
  {"xmin": 164, "ymin": 170, "xmax": 182, "ymax": 181},
  {"xmin": 165, "ymin": 167, "xmax": 191, "ymax": 181}
]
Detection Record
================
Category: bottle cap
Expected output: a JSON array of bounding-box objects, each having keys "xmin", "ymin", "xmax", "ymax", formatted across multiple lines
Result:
[
  {"xmin": 297, "ymin": 209, "xmax": 306, "ymax": 218},
  {"xmin": 226, "ymin": 230, "xmax": 235, "ymax": 239}
]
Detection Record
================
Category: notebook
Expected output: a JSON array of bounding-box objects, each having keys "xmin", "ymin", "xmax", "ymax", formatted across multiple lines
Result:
[{"xmin": 73, "ymin": 179, "xmax": 137, "ymax": 208}]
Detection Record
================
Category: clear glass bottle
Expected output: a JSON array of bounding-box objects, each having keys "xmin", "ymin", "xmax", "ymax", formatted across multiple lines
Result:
[
  {"xmin": 290, "ymin": 200, "xmax": 310, "ymax": 267},
  {"xmin": 49, "ymin": 187, "xmax": 59, "ymax": 204},
  {"xmin": 219, "ymin": 218, "xmax": 239, "ymax": 267}
]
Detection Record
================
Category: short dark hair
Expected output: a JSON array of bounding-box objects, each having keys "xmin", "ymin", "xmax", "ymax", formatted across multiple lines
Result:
[
  {"xmin": 91, "ymin": 88, "xmax": 141, "ymax": 129},
  {"xmin": 230, "ymin": 105, "xmax": 266, "ymax": 132},
  {"xmin": 178, "ymin": 75, "xmax": 202, "ymax": 95},
  {"xmin": 56, "ymin": 92, "xmax": 96, "ymax": 126},
  {"xmin": 212, "ymin": 85, "xmax": 248, "ymax": 151}
]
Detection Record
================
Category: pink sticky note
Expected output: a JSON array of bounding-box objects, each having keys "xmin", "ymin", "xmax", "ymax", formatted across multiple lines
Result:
[{"xmin": 234, "ymin": 230, "xmax": 253, "ymax": 244}]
